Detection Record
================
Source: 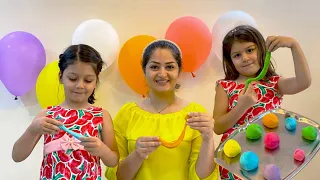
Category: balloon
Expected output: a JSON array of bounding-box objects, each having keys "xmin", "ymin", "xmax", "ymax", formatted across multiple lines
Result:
[
  {"xmin": 165, "ymin": 16, "xmax": 212, "ymax": 76},
  {"xmin": 212, "ymin": 10, "xmax": 257, "ymax": 61},
  {"xmin": 36, "ymin": 60, "xmax": 65, "ymax": 108},
  {"xmin": 118, "ymin": 35, "xmax": 156, "ymax": 96},
  {"xmin": 0, "ymin": 31, "xmax": 46, "ymax": 96},
  {"xmin": 72, "ymin": 19, "xmax": 119, "ymax": 70}
]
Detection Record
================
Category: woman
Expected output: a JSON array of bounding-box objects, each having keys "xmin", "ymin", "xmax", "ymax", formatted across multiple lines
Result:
[{"xmin": 105, "ymin": 40, "xmax": 219, "ymax": 180}]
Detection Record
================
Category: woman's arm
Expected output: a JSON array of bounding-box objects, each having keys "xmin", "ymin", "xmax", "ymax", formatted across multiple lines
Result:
[
  {"xmin": 116, "ymin": 150, "xmax": 145, "ymax": 180},
  {"xmin": 195, "ymin": 137, "xmax": 216, "ymax": 178}
]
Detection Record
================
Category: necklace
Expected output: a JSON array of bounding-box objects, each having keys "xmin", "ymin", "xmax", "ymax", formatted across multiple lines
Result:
[{"xmin": 149, "ymin": 97, "xmax": 176, "ymax": 113}]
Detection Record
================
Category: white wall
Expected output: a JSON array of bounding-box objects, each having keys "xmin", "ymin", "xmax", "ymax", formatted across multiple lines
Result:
[{"xmin": 0, "ymin": 0, "xmax": 318, "ymax": 179}]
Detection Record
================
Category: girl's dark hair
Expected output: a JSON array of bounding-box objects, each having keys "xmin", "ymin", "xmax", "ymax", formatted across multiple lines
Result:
[
  {"xmin": 58, "ymin": 44, "xmax": 103, "ymax": 104},
  {"xmin": 141, "ymin": 40, "xmax": 182, "ymax": 74},
  {"xmin": 222, "ymin": 25, "xmax": 277, "ymax": 80}
]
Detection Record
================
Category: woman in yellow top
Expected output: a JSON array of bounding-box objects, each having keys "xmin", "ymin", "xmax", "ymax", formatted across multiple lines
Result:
[{"xmin": 105, "ymin": 40, "xmax": 219, "ymax": 180}]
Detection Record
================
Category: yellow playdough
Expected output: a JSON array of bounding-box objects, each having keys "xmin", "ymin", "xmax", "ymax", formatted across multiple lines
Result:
[
  {"xmin": 223, "ymin": 139, "xmax": 241, "ymax": 158},
  {"xmin": 262, "ymin": 113, "xmax": 279, "ymax": 128}
]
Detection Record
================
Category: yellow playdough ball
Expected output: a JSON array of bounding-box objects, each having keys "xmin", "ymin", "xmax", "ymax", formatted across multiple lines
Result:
[
  {"xmin": 224, "ymin": 139, "xmax": 241, "ymax": 158},
  {"xmin": 262, "ymin": 113, "xmax": 279, "ymax": 128}
]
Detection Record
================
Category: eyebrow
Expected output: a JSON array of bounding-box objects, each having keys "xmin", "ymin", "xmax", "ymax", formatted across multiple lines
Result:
[
  {"xmin": 67, "ymin": 72, "xmax": 96, "ymax": 77},
  {"xmin": 149, "ymin": 60, "xmax": 176, "ymax": 64},
  {"xmin": 231, "ymin": 45, "xmax": 256, "ymax": 56}
]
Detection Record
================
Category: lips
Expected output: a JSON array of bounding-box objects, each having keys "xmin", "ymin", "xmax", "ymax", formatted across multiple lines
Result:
[
  {"xmin": 155, "ymin": 79, "xmax": 169, "ymax": 85},
  {"xmin": 243, "ymin": 62, "xmax": 253, "ymax": 67},
  {"xmin": 72, "ymin": 91, "xmax": 85, "ymax": 94}
]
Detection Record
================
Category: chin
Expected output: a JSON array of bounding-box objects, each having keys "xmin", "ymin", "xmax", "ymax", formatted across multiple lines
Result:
[
  {"xmin": 70, "ymin": 96, "xmax": 87, "ymax": 103},
  {"xmin": 153, "ymin": 87, "xmax": 174, "ymax": 93}
]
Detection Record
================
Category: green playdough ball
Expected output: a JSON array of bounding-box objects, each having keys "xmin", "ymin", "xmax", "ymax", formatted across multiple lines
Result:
[
  {"xmin": 302, "ymin": 126, "xmax": 318, "ymax": 141},
  {"xmin": 246, "ymin": 124, "xmax": 262, "ymax": 140}
]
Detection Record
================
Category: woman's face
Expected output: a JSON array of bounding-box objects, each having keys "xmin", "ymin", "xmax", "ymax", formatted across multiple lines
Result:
[{"xmin": 144, "ymin": 48, "xmax": 180, "ymax": 93}]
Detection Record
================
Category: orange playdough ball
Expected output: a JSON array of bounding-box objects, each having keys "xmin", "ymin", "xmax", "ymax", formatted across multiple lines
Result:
[{"xmin": 262, "ymin": 113, "xmax": 279, "ymax": 128}]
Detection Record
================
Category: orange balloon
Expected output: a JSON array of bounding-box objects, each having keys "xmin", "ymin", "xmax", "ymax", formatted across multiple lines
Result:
[
  {"xmin": 165, "ymin": 16, "xmax": 212, "ymax": 75},
  {"xmin": 118, "ymin": 35, "xmax": 156, "ymax": 96}
]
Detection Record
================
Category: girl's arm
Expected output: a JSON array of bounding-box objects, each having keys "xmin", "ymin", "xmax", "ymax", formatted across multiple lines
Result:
[
  {"xmin": 277, "ymin": 39, "xmax": 311, "ymax": 95},
  {"xmin": 213, "ymin": 84, "xmax": 256, "ymax": 135},
  {"xmin": 12, "ymin": 110, "xmax": 45, "ymax": 162},
  {"xmin": 99, "ymin": 109, "xmax": 119, "ymax": 167}
]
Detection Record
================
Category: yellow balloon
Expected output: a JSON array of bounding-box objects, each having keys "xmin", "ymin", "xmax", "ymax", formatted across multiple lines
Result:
[{"xmin": 36, "ymin": 60, "xmax": 65, "ymax": 108}]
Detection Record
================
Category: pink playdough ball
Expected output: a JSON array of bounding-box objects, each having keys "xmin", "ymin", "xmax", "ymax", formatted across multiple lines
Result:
[{"xmin": 264, "ymin": 132, "xmax": 280, "ymax": 149}]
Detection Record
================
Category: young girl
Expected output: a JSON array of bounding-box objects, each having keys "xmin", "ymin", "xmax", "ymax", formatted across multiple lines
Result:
[
  {"xmin": 213, "ymin": 25, "xmax": 311, "ymax": 179},
  {"xmin": 12, "ymin": 44, "xmax": 119, "ymax": 180}
]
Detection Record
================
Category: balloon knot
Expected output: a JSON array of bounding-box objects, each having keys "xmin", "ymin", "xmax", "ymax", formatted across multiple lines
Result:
[
  {"xmin": 191, "ymin": 72, "xmax": 196, "ymax": 78},
  {"xmin": 14, "ymin": 96, "xmax": 18, "ymax": 100}
]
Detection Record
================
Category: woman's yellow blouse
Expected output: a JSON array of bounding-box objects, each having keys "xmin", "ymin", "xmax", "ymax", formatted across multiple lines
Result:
[{"xmin": 105, "ymin": 102, "xmax": 219, "ymax": 180}]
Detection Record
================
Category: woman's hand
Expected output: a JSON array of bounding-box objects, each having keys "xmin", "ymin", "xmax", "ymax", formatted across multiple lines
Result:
[
  {"xmin": 187, "ymin": 112, "xmax": 214, "ymax": 142},
  {"xmin": 134, "ymin": 136, "xmax": 161, "ymax": 159}
]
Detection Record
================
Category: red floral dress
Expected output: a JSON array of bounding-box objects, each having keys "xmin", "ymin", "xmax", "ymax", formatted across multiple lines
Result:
[
  {"xmin": 217, "ymin": 76, "xmax": 283, "ymax": 180},
  {"xmin": 39, "ymin": 106, "xmax": 103, "ymax": 180}
]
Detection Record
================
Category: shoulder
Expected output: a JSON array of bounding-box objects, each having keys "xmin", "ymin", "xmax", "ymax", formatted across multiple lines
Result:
[
  {"xmin": 116, "ymin": 102, "xmax": 137, "ymax": 115},
  {"xmin": 113, "ymin": 102, "xmax": 137, "ymax": 123},
  {"xmin": 186, "ymin": 102, "xmax": 207, "ymax": 113},
  {"xmin": 268, "ymin": 75, "xmax": 281, "ymax": 82},
  {"xmin": 216, "ymin": 79, "xmax": 237, "ymax": 89}
]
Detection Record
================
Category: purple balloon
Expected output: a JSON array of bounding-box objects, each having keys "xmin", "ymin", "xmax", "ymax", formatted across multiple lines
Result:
[{"xmin": 0, "ymin": 31, "xmax": 46, "ymax": 96}]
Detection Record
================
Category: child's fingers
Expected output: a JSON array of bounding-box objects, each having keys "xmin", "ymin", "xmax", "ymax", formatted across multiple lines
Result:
[
  {"xmin": 43, "ymin": 122, "xmax": 60, "ymax": 132},
  {"xmin": 45, "ymin": 118, "xmax": 63, "ymax": 126},
  {"xmin": 266, "ymin": 36, "xmax": 276, "ymax": 50}
]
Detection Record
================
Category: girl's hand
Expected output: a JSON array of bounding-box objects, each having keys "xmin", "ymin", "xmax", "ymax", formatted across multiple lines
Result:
[
  {"xmin": 266, "ymin": 36, "xmax": 298, "ymax": 52},
  {"xmin": 238, "ymin": 83, "xmax": 258, "ymax": 110},
  {"xmin": 28, "ymin": 117, "xmax": 63, "ymax": 135},
  {"xmin": 79, "ymin": 137, "xmax": 107, "ymax": 157},
  {"xmin": 134, "ymin": 136, "xmax": 161, "ymax": 159},
  {"xmin": 187, "ymin": 112, "xmax": 214, "ymax": 142}
]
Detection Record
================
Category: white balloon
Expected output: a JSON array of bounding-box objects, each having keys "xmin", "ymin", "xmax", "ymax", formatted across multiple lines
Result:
[
  {"xmin": 212, "ymin": 10, "xmax": 257, "ymax": 61},
  {"xmin": 72, "ymin": 19, "xmax": 120, "ymax": 70}
]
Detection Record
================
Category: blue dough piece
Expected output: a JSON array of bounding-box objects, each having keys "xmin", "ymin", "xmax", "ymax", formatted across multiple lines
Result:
[
  {"xmin": 285, "ymin": 117, "xmax": 297, "ymax": 131},
  {"xmin": 240, "ymin": 151, "xmax": 259, "ymax": 171},
  {"xmin": 59, "ymin": 125, "xmax": 84, "ymax": 140}
]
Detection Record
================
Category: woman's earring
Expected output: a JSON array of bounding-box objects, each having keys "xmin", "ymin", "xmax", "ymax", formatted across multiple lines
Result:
[{"xmin": 175, "ymin": 83, "xmax": 181, "ymax": 90}]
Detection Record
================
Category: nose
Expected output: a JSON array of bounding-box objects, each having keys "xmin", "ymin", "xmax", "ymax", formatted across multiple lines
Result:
[
  {"xmin": 242, "ymin": 53, "xmax": 250, "ymax": 62},
  {"xmin": 76, "ymin": 80, "xmax": 84, "ymax": 89},
  {"xmin": 158, "ymin": 67, "xmax": 168, "ymax": 77}
]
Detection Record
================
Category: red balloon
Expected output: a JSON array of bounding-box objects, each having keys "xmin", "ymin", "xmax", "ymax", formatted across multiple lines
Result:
[{"xmin": 165, "ymin": 16, "xmax": 212, "ymax": 76}]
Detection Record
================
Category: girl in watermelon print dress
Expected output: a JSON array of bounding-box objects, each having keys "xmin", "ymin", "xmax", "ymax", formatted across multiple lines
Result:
[
  {"xmin": 213, "ymin": 25, "xmax": 311, "ymax": 180},
  {"xmin": 12, "ymin": 44, "xmax": 119, "ymax": 180}
]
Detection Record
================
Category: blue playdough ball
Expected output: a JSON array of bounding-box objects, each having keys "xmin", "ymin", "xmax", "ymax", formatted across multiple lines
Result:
[
  {"xmin": 240, "ymin": 151, "xmax": 259, "ymax": 171},
  {"xmin": 285, "ymin": 117, "xmax": 297, "ymax": 131}
]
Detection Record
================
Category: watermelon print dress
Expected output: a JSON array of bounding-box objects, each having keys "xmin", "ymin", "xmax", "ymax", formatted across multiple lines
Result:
[
  {"xmin": 39, "ymin": 106, "xmax": 104, "ymax": 180},
  {"xmin": 217, "ymin": 76, "xmax": 283, "ymax": 180}
]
